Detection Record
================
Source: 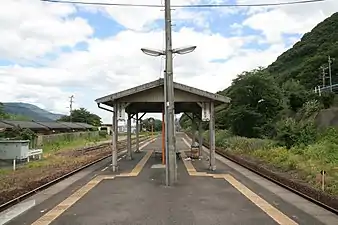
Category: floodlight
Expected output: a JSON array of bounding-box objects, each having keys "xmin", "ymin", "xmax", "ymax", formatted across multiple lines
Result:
[
  {"xmin": 141, "ymin": 48, "xmax": 165, "ymax": 57},
  {"xmin": 172, "ymin": 46, "xmax": 197, "ymax": 55}
]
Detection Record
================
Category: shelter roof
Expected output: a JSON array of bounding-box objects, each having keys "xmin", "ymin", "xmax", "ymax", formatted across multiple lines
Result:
[{"xmin": 95, "ymin": 78, "xmax": 230, "ymax": 105}]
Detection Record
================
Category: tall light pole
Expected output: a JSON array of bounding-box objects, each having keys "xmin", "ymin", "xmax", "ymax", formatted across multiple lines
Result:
[
  {"xmin": 164, "ymin": 0, "xmax": 176, "ymax": 186},
  {"xmin": 141, "ymin": 46, "xmax": 196, "ymax": 187},
  {"xmin": 141, "ymin": 2, "xmax": 196, "ymax": 185}
]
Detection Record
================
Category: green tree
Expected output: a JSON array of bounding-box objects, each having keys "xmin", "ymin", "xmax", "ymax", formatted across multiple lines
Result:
[
  {"xmin": 281, "ymin": 79, "xmax": 318, "ymax": 112},
  {"xmin": 225, "ymin": 69, "xmax": 284, "ymax": 138},
  {"xmin": 58, "ymin": 108, "xmax": 102, "ymax": 126},
  {"xmin": 0, "ymin": 102, "xmax": 8, "ymax": 119},
  {"xmin": 142, "ymin": 118, "xmax": 162, "ymax": 132},
  {"xmin": 179, "ymin": 113, "xmax": 192, "ymax": 130},
  {"xmin": 320, "ymin": 92, "xmax": 335, "ymax": 109}
]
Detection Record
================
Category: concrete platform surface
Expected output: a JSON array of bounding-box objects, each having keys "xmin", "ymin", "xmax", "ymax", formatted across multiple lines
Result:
[{"xmin": 4, "ymin": 133, "xmax": 337, "ymax": 225}]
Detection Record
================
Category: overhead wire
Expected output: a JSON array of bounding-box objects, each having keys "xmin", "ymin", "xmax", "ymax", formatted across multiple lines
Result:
[
  {"xmin": 41, "ymin": 0, "xmax": 328, "ymax": 79},
  {"xmin": 41, "ymin": 0, "xmax": 327, "ymax": 8},
  {"xmin": 159, "ymin": 0, "xmax": 165, "ymax": 79}
]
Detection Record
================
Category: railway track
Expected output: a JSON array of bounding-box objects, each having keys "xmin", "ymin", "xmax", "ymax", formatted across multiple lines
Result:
[
  {"xmin": 0, "ymin": 136, "xmax": 150, "ymax": 213},
  {"xmin": 185, "ymin": 132, "xmax": 338, "ymax": 215}
]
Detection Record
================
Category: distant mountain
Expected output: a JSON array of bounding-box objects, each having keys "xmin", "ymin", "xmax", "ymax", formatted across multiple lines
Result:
[{"xmin": 2, "ymin": 102, "xmax": 65, "ymax": 121}]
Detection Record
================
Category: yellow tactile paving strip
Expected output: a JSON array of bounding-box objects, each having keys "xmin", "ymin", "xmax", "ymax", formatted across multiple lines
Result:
[
  {"xmin": 180, "ymin": 138, "xmax": 298, "ymax": 225},
  {"xmin": 30, "ymin": 139, "xmax": 155, "ymax": 225},
  {"xmin": 224, "ymin": 174, "xmax": 298, "ymax": 225},
  {"xmin": 31, "ymin": 176, "xmax": 106, "ymax": 225},
  {"xmin": 117, "ymin": 150, "xmax": 153, "ymax": 177}
]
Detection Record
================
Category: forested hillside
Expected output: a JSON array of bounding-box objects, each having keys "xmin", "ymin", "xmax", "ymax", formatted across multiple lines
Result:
[
  {"xmin": 268, "ymin": 12, "xmax": 338, "ymax": 89},
  {"xmin": 180, "ymin": 12, "xmax": 338, "ymax": 136},
  {"xmin": 180, "ymin": 12, "xmax": 338, "ymax": 198}
]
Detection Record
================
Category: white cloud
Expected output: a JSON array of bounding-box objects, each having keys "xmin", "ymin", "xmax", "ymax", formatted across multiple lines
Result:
[
  {"xmin": 0, "ymin": 0, "xmax": 93, "ymax": 61},
  {"xmin": 79, "ymin": 0, "xmax": 203, "ymax": 30},
  {"xmin": 0, "ymin": 0, "xmax": 336, "ymax": 123},
  {"xmin": 0, "ymin": 26, "xmax": 281, "ymax": 122},
  {"xmin": 238, "ymin": 0, "xmax": 338, "ymax": 44}
]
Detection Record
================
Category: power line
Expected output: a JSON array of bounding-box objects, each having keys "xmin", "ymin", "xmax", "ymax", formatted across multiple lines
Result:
[{"xmin": 41, "ymin": 0, "xmax": 327, "ymax": 8}]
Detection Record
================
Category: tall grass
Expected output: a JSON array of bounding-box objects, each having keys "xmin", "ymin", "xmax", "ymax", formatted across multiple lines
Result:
[{"xmin": 208, "ymin": 128, "xmax": 338, "ymax": 195}]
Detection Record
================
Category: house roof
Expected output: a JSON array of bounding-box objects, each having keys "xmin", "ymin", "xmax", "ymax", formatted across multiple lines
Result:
[
  {"xmin": 0, "ymin": 120, "xmax": 95, "ymax": 130},
  {"xmin": 0, "ymin": 121, "xmax": 14, "ymax": 129},
  {"xmin": 1, "ymin": 120, "xmax": 49, "ymax": 130},
  {"xmin": 58, "ymin": 122, "xmax": 88, "ymax": 129},
  {"xmin": 34, "ymin": 121, "xmax": 71, "ymax": 129},
  {"xmin": 75, "ymin": 122, "xmax": 95, "ymax": 129}
]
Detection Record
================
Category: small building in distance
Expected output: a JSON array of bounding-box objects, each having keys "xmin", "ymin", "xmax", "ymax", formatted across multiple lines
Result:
[
  {"xmin": 99, "ymin": 118, "xmax": 137, "ymax": 135},
  {"xmin": 99, "ymin": 123, "xmax": 112, "ymax": 135}
]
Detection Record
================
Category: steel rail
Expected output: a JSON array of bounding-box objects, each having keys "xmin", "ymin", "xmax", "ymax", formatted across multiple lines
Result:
[
  {"xmin": 185, "ymin": 132, "xmax": 338, "ymax": 215},
  {"xmin": 0, "ymin": 136, "xmax": 150, "ymax": 212}
]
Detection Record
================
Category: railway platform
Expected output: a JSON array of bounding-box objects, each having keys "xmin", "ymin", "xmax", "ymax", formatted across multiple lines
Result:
[{"xmin": 3, "ymin": 133, "xmax": 338, "ymax": 225}]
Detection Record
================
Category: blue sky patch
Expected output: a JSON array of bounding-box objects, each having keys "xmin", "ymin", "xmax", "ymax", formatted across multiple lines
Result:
[
  {"xmin": 75, "ymin": 9, "xmax": 126, "ymax": 38},
  {"xmin": 0, "ymin": 59, "xmax": 13, "ymax": 66}
]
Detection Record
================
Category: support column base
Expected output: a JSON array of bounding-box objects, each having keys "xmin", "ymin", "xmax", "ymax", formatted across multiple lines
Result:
[
  {"xmin": 111, "ymin": 165, "xmax": 119, "ymax": 172},
  {"xmin": 126, "ymin": 156, "xmax": 133, "ymax": 160},
  {"xmin": 209, "ymin": 165, "xmax": 216, "ymax": 171}
]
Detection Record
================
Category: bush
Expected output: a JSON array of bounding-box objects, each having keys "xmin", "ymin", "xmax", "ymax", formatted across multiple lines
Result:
[
  {"xmin": 275, "ymin": 117, "xmax": 317, "ymax": 148},
  {"xmin": 215, "ymin": 130, "xmax": 232, "ymax": 147},
  {"xmin": 297, "ymin": 99, "xmax": 321, "ymax": 120},
  {"xmin": 318, "ymin": 127, "xmax": 338, "ymax": 144},
  {"xmin": 320, "ymin": 92, "xmax": 335, "ymax": 109},
  {"xmin": 99, "ymin": 130, "xmax": 108, "ymax": 138},
  {"xmin": 221, "ymin": 136, "xmax": 276, "ymax": 153}
]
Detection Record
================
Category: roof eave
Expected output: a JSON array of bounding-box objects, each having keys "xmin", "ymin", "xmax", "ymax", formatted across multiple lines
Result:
[
  {"xmin": 95, "ymin": 78, "xmax": 231, "ymax": 104},
  {"xmin": 95, "ymin": 79, "xmax": 163, "ymax": 104}
]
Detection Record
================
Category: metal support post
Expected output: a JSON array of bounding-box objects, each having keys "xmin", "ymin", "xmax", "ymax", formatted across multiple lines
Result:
[
  {"xmin": 112, "ymin": 105, "xmax": 118, "ymax": 172},
  {"xmin": 162, "ymin": 110, "xmax": 165, "ymax": 164},
  {"xmin": 164, "ymin": 71, "xmax": 169, "ymax": 186},
  {"xmin": 173, "ymin": 111, "xmax": 177, "ymax": 182},
  {"xmin": 198, "ymin": 119, "xmax": 203, "ymax": 158},
  {"xmin": 209, "ymin": 101, "xmax": 216, "ymax": 171},
  {"xmin": 191, "ymin": 114, "xmax": 196, "ymax": 145},
  {"xmin": 164, "ymin": 0, "xmax": 177, "ymax": 185},
  {"xmin": 127, "ymin": 113, "xmax": 132, "ymax": 160},
  {"xmin": 135, "ymin": 113, "xmax": 140, "ymax": 153}
]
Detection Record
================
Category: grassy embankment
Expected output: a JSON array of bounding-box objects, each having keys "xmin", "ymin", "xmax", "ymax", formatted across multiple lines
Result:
[
  {"xmin": 200, "ymin": 129, "xmax": 338, "ymax": 196},
  {"xmin": 0, "ymin": 131, "xmax": 151, "ymax": 205}
]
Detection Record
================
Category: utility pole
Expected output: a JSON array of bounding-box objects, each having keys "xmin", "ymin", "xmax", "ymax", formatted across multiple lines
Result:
[
  {"xmin": 164, "ymin": 0, "xmax": 177, "ymax": 186},
  {"xmin": 69, "ymin": 95, "xmax": 74, "ymax": 122},
  {"xmin": 328, "ymin": 55, "xmax": 335, "ymax": 92},
  {"xmin": 320, "ymin": 65, "xmax": 327, "ymax": 88}
]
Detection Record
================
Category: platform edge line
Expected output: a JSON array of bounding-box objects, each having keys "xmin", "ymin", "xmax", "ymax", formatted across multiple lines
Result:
[
  {"xmin": 30, "ymin": 176, "xmax": 106, "ymax": 225},
  {"xmin": 223, "ymin": 174, "xmax": 298, "ymax": 225}
]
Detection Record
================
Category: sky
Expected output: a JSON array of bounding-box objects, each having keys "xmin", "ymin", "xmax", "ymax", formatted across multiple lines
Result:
[{"xmin": 0, "ymin": 0, "xmax": 338, "ymax": 123}]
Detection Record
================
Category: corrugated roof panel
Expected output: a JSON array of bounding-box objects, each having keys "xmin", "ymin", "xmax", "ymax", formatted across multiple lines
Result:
[
  {"xmin": 59, "ymin": 122, "xmax": 86, "ymax": 129},
  {"xmin": 75, "ymin": 123, "xmax": 95, "ymax": 128},
  {"xmin": 35, "ymin": 121, "xmax": 70, "ymax": 129},
  {"xmin": 0, "ymin": 121, "xmax": 14, "ymax": 129},
  {"xmin": 1, "ymin": 120, "xmax": 49, "ymax": 129}
]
